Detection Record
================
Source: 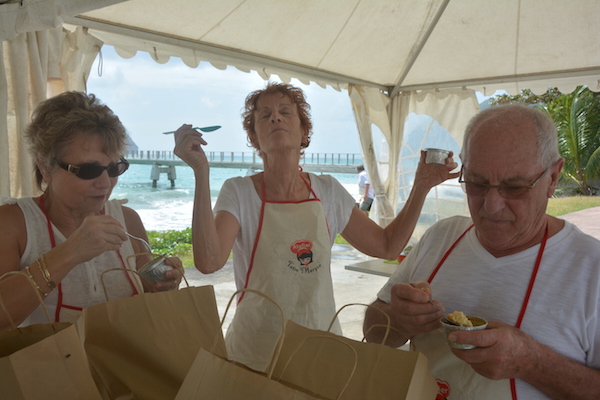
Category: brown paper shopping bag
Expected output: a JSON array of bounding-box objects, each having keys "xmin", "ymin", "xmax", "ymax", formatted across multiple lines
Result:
[
  {"xmin": 0, "ymin": 271, "xmax": 103, "ymax": 400},
  {"xmin": 77, "ymin": 268, "xmax": 226, "ymax": 400},
  {"xmin": 271, "ymin": 303, "xmax": 439, "ymax": 400},
  {"xmin": 176, "ymin": 347, "xmax": 326, "ymax": 400},
  {"xmin": 176, "ymin": 289, "xmax": 358, "ymax": 400}
]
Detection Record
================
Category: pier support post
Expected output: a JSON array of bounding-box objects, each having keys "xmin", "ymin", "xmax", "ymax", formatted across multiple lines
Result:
[{"xmin": 150, "ymin": 163, "xmax": 177, "ymax": 188}]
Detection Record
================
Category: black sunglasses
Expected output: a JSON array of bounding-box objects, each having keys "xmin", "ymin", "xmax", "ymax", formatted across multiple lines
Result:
[{"xmin": 56, "ymin": 158, "xmax": 130, "ymax": 180}]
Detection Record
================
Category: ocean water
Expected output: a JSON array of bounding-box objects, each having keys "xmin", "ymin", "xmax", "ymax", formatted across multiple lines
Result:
[{"xmin": 110, "ymin": 164, "xmax": 360, "ymax": 231}]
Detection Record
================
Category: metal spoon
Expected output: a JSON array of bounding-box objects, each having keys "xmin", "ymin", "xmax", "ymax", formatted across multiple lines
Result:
[
  {"xmin": 125, "ymin": 231, "xmax": 152, "ymax": 253},
  {"xmin": 430, "ymin": 300, "xmax": 459, "ymax": 326}
]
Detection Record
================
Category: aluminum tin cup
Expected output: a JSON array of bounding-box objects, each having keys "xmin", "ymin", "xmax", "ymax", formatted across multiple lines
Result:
[
  {"xmin": 424, "ymin": 148, "xmax": 450, "ymax": 165},
  {"xmin": 440, "ymin": 316, "xmax": 488, "ymax": 350},
  {"xmin": 138, "ymin": 255, "xmax": 173, "ymax": 284}
]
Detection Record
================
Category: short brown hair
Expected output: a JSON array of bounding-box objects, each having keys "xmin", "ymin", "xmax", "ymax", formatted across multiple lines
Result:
[
  {"xmin": 242, "ymin": 82, "xmax": 313, "ymax": 156},
  {"xmin": 25, "ymin": 91, "xmax": 127, "ymax": 189}
]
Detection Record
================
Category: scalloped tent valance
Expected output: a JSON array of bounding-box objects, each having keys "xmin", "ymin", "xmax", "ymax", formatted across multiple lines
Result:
[
  {"xmin": 3, "ymin": 0, "xmax": 598, "ymax": 98},
  {"xmin": 59, "ymin": 0, "xmax": 600, "ymax": 95}
]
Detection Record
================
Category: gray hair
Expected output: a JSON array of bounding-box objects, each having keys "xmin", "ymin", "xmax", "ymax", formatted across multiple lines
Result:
[{"xmin": 462, "ymin": 103, "xmax": 559, "ymax": 168}]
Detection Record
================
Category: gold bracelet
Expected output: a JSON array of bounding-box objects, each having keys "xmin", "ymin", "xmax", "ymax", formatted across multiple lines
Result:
[
  {"xmin": 24, "ymin": 265, "xmax": 48, "ymax": 297},
  {"xmin": 36, "ymin": 255, "xmax": 56, "ymax": 290}
]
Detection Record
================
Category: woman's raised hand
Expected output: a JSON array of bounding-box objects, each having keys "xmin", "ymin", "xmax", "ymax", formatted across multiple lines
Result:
[
  {"xmin": 414, "ymin": 150, "xmax": 460, "ymax": 191},
  {"xmin": 173, "ymin": 124, "xmax": 209, "ymax": 170}
]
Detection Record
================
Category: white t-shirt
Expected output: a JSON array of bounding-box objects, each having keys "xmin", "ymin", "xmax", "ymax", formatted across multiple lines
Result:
[
  {"xmin": 214, "ymin": 173, "xmax": 356, "ymax": 290},
  {"xmin": 377, "ymin": 216, "xmax": 600, "ymax": 399},
  {"xmin": 358, "ymin": 170, "xmax": 374, "ymax": 199}
]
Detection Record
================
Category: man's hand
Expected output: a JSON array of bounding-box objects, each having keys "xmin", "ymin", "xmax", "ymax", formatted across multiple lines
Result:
[
  {"xmin": 389, "ymin": 281, "xmax": 445, "ymax": 337},
  {"xmin": 448, "ymin": 320, "xmax": 539, "ymax": 380}
]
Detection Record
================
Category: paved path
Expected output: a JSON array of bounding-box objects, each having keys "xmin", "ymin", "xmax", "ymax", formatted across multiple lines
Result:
[{"xmin": 559, "ymin": 206, "xmax": 600, "ymax": 240}]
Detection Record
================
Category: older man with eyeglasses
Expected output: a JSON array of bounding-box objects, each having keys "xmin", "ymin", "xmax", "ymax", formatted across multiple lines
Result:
[{"xmin": 363, "ymin": 104, "xmax": 600, "ymax": 399}]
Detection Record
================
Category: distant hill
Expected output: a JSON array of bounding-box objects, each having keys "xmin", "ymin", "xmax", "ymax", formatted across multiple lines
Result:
[{"xmin": 126, "ymin": 133, "xmax": 138, "ymax": 152}]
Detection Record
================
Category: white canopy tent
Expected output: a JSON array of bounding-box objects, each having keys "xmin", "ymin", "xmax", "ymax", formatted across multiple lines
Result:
[{"xmin": 2, "ymin": 0, "xmax": 599, "ymax": 229}]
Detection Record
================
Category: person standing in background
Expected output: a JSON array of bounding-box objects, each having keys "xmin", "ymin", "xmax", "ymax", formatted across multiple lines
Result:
[{"xmin": 356, "ymin": 164, "xmax": 374, "ymax": 214}]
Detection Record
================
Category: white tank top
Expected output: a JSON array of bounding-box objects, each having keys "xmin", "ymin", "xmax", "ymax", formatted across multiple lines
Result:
[{"xmin": 15, "ymin": 197, "xmax": 143, "ymax": 325}]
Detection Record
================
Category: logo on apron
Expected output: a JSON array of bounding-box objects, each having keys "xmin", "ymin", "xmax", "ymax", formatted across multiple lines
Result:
[
  {"xmin": 436, "ymin": 379, "xmax": 451, "ymax": 400},
  {"xmin": 289, "ymin": 240, "xmax": 321, "ymax": 273}
]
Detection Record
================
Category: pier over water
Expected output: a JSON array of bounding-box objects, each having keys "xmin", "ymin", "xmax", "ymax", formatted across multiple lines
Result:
[{"xmin": 127, "ymin": 150, "xmax": 363, "ymax": 187}]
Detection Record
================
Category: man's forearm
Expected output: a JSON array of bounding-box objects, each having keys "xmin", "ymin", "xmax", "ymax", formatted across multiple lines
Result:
[{"xmin": 520, "ymin": 341, "xmax": 600, "ymax": 399}]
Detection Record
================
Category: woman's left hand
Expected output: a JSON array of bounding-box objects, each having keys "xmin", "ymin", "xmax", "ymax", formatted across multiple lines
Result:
[
  {"xmin": 149, "ymin": 257, "xmax": 184, "ymax": 292},
  {"xmin": 415, "ymin": 150, "xmax": 460, "ymax": 190}
]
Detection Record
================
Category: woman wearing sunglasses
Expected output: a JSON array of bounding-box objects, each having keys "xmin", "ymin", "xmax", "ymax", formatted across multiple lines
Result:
[{"xmin": 0, "ymin": 91, "xmax": 183, "ymax": 329}]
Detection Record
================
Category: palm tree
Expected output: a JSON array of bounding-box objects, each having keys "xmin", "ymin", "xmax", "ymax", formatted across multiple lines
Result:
[{"xmin": 544, "ymin": 86, "xmax": 600, "ymax": 195}]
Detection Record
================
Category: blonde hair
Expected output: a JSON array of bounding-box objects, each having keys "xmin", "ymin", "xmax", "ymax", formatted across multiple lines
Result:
[{"xmin": 25, "ymin": 91, "xmax": 127, "ymax": 189}]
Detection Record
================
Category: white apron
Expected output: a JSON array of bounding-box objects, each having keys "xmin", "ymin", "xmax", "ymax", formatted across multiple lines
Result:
[
  {"xmin": 225, "ymin": 174, "xmax": 341, "ymax": 372},
  {"xmin": 412, "ymin": 222, "xmax": 548, "ymax": 400}
]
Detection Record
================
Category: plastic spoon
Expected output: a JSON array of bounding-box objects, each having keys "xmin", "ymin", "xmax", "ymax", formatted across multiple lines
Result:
[{"xmin": 162, "ymin": 125, "xmax": 221, "ymax": 134}]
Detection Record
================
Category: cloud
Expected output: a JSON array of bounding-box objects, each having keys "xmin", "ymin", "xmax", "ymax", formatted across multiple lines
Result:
[{"xmin": 88, "ymin": 46, "xmax": 362, "ymax": 154}]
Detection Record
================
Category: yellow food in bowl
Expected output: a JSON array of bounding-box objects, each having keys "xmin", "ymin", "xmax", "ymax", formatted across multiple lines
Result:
[{"xmin": 446, "ymin": 311, "xmax": 473, "ymax": 327}]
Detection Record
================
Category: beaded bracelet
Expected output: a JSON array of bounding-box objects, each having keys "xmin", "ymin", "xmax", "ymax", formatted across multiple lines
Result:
[
  {"xmin": 36, "ymin": 255, "xmax": 56, "ymax": 290},
  {"xmin": 24, "ymin": 265, "xmax": 48, "ymax": 297}
]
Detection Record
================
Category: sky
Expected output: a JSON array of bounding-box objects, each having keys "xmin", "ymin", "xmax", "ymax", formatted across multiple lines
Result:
[
  {"xmin": 87, "ymin": 46, "xmax": 497, "ymax": 155},
  {"xmin": 87, "ymin": 46, "xmax": 362, "ymax": 155}
]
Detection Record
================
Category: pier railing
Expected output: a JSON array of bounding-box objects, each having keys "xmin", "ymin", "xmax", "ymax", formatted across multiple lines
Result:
[
  {"xmin": 127, "ymin": 150, "xmax": 362, "ymax": 168},
  {"xmin": 126, "ymin": 150, "xmax": 363, "ymax": 186}
]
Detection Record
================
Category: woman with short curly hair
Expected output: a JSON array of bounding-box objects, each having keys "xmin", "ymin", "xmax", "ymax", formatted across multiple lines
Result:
[{"xmin": 173, "ymin": 81, "xmax": 459, "ymax": 371}]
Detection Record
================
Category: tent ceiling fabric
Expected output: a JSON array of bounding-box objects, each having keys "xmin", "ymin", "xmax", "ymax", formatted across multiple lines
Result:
[
  {"xmin": 63, "ymin": 0, "xmax": 600, "ymax": 95},
  {"xmin": 0, "ymin": 0, "xmax": 124, "ymax": 41}
]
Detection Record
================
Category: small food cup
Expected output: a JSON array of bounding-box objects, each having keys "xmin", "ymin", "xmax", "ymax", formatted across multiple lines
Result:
[
  {"xmin": 138, "ymin": 255, "xmax": 173, "ymax": 284},
  {"xmin": 440, "ymin": 316, "xmax": 488, "ymax": 350},
  {"xmin": 424, "ymin": 148, "xmax": 450, "ymax": 165}
]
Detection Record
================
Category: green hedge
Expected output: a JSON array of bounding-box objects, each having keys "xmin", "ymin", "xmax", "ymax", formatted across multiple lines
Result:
[{"xmin": 147, "ymin": 228, "xmax": 192, "ymax": 257}]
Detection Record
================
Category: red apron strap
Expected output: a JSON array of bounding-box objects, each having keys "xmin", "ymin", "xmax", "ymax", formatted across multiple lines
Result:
[
  {"xmin": 427, "ymin": 224, "xmax": 473, "ymax": 284},
  {"xmin": 429, "ymin": 219, "xmax": 549, "ymax": 400}
]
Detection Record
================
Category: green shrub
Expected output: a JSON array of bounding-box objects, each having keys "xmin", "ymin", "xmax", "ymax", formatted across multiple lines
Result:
[
  {"xmin": 334, "ymin": 234, "xmax": 349, "ymax": 244},
  {"xmin": 147, "ymin": 228, "xmax": 192, "ymax": 257}
]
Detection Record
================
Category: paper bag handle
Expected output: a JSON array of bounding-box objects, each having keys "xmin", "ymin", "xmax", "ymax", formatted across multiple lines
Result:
[
  {"xmin": 125, "ymin": 251, "xmax": 161, "ymax": 270},
  {"xmin": 220, "ymin": 288, "xmax": 286, "ymax": 379},
  {"xmin": 327, "ymin": 302, "xmax": 392, "ymax": 345},
  {"xmin": 362, "ymin": 323, "xmax": 411, "ymax": 345},
  {"xmin": 100, "ymin": 266, "xmax": 189, "ymax": 301},
  {"xmin": 0, "ymin": 270, "xmax": 53, "ymax": 330},
  {"xmin": 277, "ymin": 335, "xmax": 358, "ymax": 400}
]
